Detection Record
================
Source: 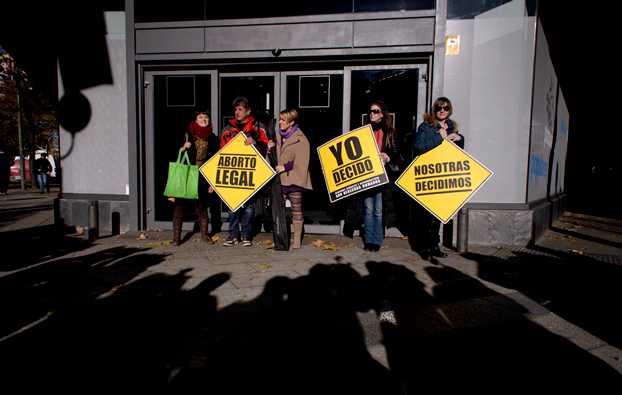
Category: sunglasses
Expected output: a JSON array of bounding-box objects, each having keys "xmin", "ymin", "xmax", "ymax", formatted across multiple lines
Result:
[
  {"xmin": 435, "ymin": 105, "xmax": 450, "ymax": 112},
  {"xmin": 369, "ymin": 109, "xmax": 382, "ymax": 114}
]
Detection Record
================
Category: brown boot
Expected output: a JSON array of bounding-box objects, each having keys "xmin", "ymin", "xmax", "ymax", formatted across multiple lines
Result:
[
  {"xmin": 172, "ymin": 214, "xmax": 183, "ymax": 246},
  {"xmin": 292, "ymin": 222, "xmax": 303, "ymax": 249},
  {"xmin": 199, "ymin": 216, "xmax": 214, "ymax": 244}
]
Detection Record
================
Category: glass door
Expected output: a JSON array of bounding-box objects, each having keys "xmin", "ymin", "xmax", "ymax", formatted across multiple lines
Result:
[
  {"xmin": 143, "ymin": 66, "xmax": 427, "ymax": 234},
  {"xmin": 344, "ymin": 64, "xmax": 428, "ymax": 235},
  {"xmin": 144, "ymin": 70, "xmax": 218, "ymax": 230},
  {"xmin": 280, "ymin": 71, "xmax": 344, "ymax": 227}
]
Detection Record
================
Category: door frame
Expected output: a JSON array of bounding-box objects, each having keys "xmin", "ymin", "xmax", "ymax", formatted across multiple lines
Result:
[
  {"xmin": 144, "ymin": 70, "xmax": 218, "ymax": 230},
  {"xmin": 143, "ymin": 65, "xmax": 428, "ymax": 232},
  {"xmin": 279, "ymin": 70, "xmax": 345, "ymax": 234}
]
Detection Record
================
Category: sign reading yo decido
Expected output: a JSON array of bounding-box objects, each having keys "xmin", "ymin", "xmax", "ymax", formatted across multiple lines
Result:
[{"xmin": 317, "ymin": 125, "xmax": 389, "ymax": 203}]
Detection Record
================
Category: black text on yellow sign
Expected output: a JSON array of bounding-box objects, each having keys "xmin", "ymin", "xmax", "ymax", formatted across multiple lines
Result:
[
  {"xmin": 413, "ymin": 160, "xmax": 472, "ymax": 194},
  {"xmin": 395, "ymin": 140, "xmax": 493, "ymax": 223},
  {"xmin": 317, "ymin": 125, "xmax": 388, "ymax": 203},
  {"xmin": 200, "ymin": 133, "xmax": 275, "ymax": 212},
  {"xmin": 214, "ymin": 154, "xmax": 257, "ymax": 189}
]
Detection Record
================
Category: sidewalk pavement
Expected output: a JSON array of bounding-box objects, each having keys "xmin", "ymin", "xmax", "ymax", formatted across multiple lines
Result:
[
  {"xmin": 1, "ymin": 210, "xmax": 621, "ymax": 392},
  {"xmin": 0, "ymin": 185, "xmax": 58, "ymax": 232}
]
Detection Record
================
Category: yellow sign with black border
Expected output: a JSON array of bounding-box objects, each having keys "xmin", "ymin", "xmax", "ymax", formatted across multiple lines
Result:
[
  {"xmin": 317, "ymin": 125, "xmax": 389, "ymax": 203},
  {"xmin": 199, "ymin": 132, "xmax": 276, "ymax": 212},
  {"xmin": 395, "ymin": 140, "xmax": 493, "ymax": 223}
]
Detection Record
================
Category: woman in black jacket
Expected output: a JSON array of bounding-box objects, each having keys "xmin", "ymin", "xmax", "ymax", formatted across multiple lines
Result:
[
  {"xmin": 361, "ymin": 100, "xmax": 408, "ymax": 251},
  {"xmin": 411, "ymin": 97, "xmax": 465, "ymax": 261},
  {"xmin": 168, "ymin": 110, "xmax": 220, "ymax": 246}
]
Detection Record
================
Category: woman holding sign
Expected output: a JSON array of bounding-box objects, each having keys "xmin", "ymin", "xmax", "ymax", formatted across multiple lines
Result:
[
  {"xmin": 168, "ymin": 110, "xmax": 220, "ymax": 246},
  {"xmin": 268, "ymin": 108, "xmax": 312, "ymax": 249},
  {"xmin": 221, "ymin": 96, "xmax": 269, "ymax": 247},
  {"xmin": 411, "ymin": 97, "xmax": 465, "ymax": 261},
  {"xmin": 360, "ymin": 100, "xmax": 400, "ymax": 252}
]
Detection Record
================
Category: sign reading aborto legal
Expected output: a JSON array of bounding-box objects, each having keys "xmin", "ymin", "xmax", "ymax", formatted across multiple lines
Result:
[
  {"xmin": 395, "ymin": 139, "xmax": 493, "ymax": 224},
  {"xmin": 317, "ymin": 124, "xmax": 389, "ymax": 203},
  {"xmin": 199, "ymin": 132, "xmax": 276, "ymax": 212}
]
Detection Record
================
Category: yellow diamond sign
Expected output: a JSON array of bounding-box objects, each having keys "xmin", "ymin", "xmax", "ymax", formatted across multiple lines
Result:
[
  {"xmin": 199, "ymin": 132, "xmax": 276, "ymax": 212},
  {"xmin": 317, "ymin": 125, "xmax": 389, "ymax": 203},
  {"xmin": 395, "ymin": 140, "xmax": 493, "ymax": 223}
]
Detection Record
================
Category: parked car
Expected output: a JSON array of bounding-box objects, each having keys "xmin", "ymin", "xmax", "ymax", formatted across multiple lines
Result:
[{"xmin": 10, "ymin": 156, "xmax": 31, "ymax": 182}]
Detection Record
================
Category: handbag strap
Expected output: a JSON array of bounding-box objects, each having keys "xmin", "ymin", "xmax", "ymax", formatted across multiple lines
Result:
[
  {"xmin": 181, "ymin": 150, "xmax": 192, "ymax": 165},
  {"xmin": 176, "ymin": 148, "xmax": 193, "ymax": 165}
]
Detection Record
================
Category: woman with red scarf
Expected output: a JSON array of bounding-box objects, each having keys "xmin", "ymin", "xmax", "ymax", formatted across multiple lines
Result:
[{"xmin": 168, "ymin": 110, "xmax": 220, "ymax": 246}]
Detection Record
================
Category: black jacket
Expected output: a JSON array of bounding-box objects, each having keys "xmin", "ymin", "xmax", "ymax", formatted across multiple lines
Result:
[
  {"xmin": 343, "ymin": 130, "xmax": 404, "ymax": 236},
  {"xmin": 34, "ymin": 157, "xmax": 52, "ymax": 174}
]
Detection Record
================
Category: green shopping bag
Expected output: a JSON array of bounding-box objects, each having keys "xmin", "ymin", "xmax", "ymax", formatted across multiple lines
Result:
[{"xmin": 163, "ymin": 149, "xmax": 199, "ymax": 199}]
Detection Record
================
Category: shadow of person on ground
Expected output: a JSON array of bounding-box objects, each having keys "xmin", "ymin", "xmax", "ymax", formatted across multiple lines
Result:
[
  {"xmin": 364, "ymin": 261, "xmax": 622, "ymax": 391},
  {"xmin": 172, "ymin": 263, "xmax": 396, "ymax": 394},
  {"xmin": 0, "ymin": 225, "xmax": 93, "ymax": 272},
  {"xmin": 172, "ymin": 259, "xmax": 622, "ymax": 393},
  {"xmin": 0, "ymin": 246, "xmax": 231, "ymax": 392},
  {"xmin": 464, "ymin": 244, "xmax": 622, "ymax": 350},
  {"xmin": 3, "ymin": 253, "xmax": 621, "ymax": 392}
]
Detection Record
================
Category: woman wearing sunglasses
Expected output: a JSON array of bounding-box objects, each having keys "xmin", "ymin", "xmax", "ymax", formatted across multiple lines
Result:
[
  {"xmin": 411, "ymin": 97, "xmax": 465, "ymax": 261},
  {"xmin": 359, "ymin": 100, "xmax": 401, "ymax": 251}
]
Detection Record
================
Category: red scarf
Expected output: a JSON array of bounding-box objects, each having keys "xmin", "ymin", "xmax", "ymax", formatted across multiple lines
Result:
[
  {"xmin": 188, "ymin": 121, "xmax": 213, "ymax": 140},
  {"xmin": 374, "ymin": 129, "xmax": 384, "ymax": 153}
]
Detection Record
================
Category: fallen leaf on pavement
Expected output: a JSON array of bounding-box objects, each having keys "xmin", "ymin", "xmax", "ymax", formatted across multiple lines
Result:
[
  {"xmin": 256, "ymin": 263, "xmax": 272, "ymax": 271},
  {"xmin": 323, "ymin": 242, "xmax": 338, "ymax": 251},
  {"xmin": 260, "ymin": 240, "xmax": 274, "ymax": 249},
  {"xmin": 312, "ymin": 239, "xmax": 338, "ymax": 251},
  {"xmin": 312, "ymin": 239, "xmax": 324, "ymax": 248},
  {"xmin": 145, "ymin": 240, "xmax": 170, "ymax": 248}
]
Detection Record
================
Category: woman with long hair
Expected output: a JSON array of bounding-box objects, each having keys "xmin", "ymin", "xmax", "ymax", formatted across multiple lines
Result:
[
  {"xmin": 411, "ymin": 97, "xmax": 465, "ymax": 261},
  {"xmin": 361, "ymin": 100, "xmax": 400, "ymax": 251}
]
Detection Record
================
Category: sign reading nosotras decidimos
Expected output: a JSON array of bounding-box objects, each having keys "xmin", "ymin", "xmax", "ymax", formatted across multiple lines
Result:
[
  {"xmin": 395, "ymin": 140, "xmax": 493, "ymax": 224},
  {"xmin": 317, "ymin": 125, "xmax": 389, "ymax": 203},
  {"xmin": 199, "ymin": 132, "xmax": 276, "ymax": 212}
]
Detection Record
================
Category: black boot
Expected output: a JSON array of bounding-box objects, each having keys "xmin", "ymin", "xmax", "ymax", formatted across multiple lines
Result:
[{"xmin": 172, "ymin": 215, "xmax": 183, "ymax": 246}]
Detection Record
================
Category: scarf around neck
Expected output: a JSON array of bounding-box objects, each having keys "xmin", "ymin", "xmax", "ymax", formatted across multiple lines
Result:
[
  {"xmin": 279, "ymin": 124, "xmax": 299, "ymax": 140},
  {"xmin": 188, "ymin": 121, "xmax": 213, "ymax": 140}
]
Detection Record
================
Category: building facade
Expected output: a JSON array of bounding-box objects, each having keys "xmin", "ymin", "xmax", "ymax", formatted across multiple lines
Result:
[{"xmin": 58, "ymin": 0, "xmax": 569, "ymax": 246}]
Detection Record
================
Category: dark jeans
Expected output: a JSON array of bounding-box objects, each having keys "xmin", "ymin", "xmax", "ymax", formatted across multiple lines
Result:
[
  {"xmin": 228, "ymin": 202, "xmax": 254, "ymax": 241},
  {"xmin": 363, "ymin": 191, "xmax": 383, "ymax": 246},
  {"xmin": 36, "ymin": 173, "xmax": 48, "ymax": 193}
]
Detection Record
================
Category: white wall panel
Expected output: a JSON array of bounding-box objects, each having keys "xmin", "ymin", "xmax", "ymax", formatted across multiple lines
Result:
[{"xmin": 60, "ymin": 12, "xmax": 129, "ymax": 195}]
